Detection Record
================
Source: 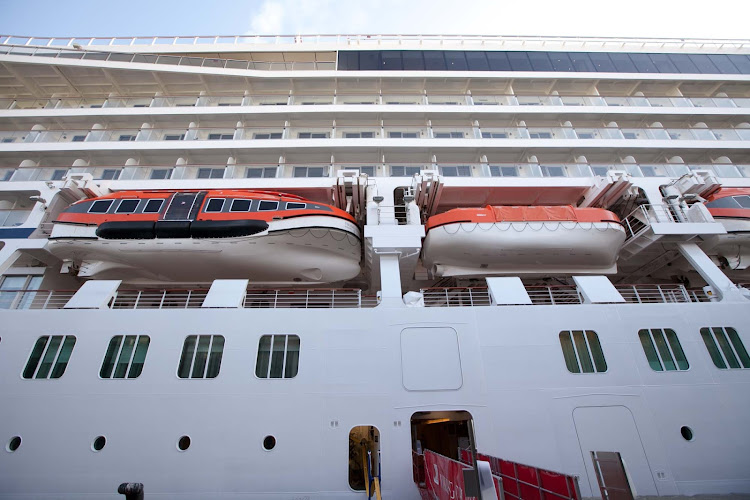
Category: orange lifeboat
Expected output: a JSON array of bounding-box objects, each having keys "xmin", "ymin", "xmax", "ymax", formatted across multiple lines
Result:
[
  {"xmin": 703, "ymin": 188, "xmax": 750, "ymax": 269},
  {"xmin": 47, "ymin": 189, "xmax": 361, "ymax": 285},
  {"xmin": 422, "ymin": 205, "xmax": 626, "ymax": 277}
]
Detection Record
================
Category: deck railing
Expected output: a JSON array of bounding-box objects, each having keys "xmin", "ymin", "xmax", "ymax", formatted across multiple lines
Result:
[{"xmin": 0, "ymin": 289, "xmax": 76, "ymax": 310}]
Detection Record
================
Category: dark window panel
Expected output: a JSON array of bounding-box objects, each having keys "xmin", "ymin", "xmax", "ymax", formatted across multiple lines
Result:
[
  {"xmin": 690, "ymin": 54, "xmax": 720, "ymax": 73},
  {"xmin": 444, "ymin": 51, "xmax": 468, "ymax": 70},
  {"xmin": 380, "ymin": 51, "xmax": 402, "ymax": 70},
  {"xmin": 708, "ymin": 54, "xmax": 740, "ymax": 74},
  {"xmin": 727, "ymin": 55, "xmax": 750, "ymax": 73},
  {"xmin": 668, "ymin": 53, "xmax": 700, "ymax": 73},
  {"xmin": 569, "ymin": 53, "xmax": 596, "ymax": 72},
  {"xmin": 465, "ymin": 51, "xmax": 489, "ymax": 70},
  {"xmin": 549, "ymin": 52, "xmax": 574, "ymax": 71},
  {"xmin": 609, "ymin": 53, "xmax": 638, "ymax": 72},
  {"xmin": 486, "ymin": 51, "xmax": 512, "ymax": 71},
  {"xmin": 423, "ymin": 51, "xmax": 447, "ymax": 70},
  {"xmin": 507, "ymin": 51, "xmax": 533, "ymax": 71},
  {"xmin": 338, "ymin": 51, "xmax": 358, "ymax": 70},
  {"xmin": 402, "ymin": 51, "xmax": 425, "ymax": 70},
  {"xmin": 649, "ymin": 53, "xmax": 679, "ymax": 73},
  {"xmin": 629, "ymin": 53, "xmax": 659, "ymax": 73},
  {"xmin": 527, "ymin": 51, "xmax": 554, "ymax": 71},
  {"xmin": 359, "ymin": 51, "xmax": 380, "ymax": 70},
  {"xmin": 587, "ymin": 52, "xmax": 616, "ymax": 72}
]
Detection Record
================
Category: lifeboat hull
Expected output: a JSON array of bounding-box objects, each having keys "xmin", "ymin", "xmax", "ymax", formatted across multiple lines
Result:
[
  {"xmin": 422, "ymin": 221, "xmax": 626, "ymax": 277},
  {"xmin": 47, "ymin": 216, "xmax": 361, "ymax": 285},
  {"xmin": 704, "ymin": 218, "xmax": 750, "ymax": 270}
]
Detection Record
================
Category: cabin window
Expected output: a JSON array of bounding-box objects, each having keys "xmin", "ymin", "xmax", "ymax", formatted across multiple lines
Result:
[
  {"xmin": 204, "ymin": 198, "xmax": 225, "ymax": 212},
  {"xmin": 115, "ymin": 199, "xmax": 140, "ymax": 214},
  {"xmin": 245, "ymin": 167, "xmax": 277, "ymax": 178},
  {"xmin": 297, "ymin": 132, "xmax": 329, "ymax": 139},
  {"xmin": 559, "ymin": 330, "xmax": 607, "ymax": 373},
  {"xmin": 258, "ymin": 201, "xmax": 279, "ymax": 211},
  {"xmin": 490, "ymin": 166, "xmax": 519, "ymax": 177},
  {"xmin": 150, "ymin": 168, "xmax": 172, "ymax": 180},
  {"xmin": 700, "ymin": 327, "xmax": 750, "ymax": 369},
  {"xmin": 164, "ymin": 134, "xmax": 185, "ymax": 141},
  {"xmin": 100, "ymin": 335, "xmax": 150, "ymax": 379},
  {"xmin": 207, "ymin": 133, "xmax": 234, "ymax": 140},
  {"xmin": 344, "ymin": 131, "xmax": 375, "ymax": 138},
  {"xmin": 390, "ymin": 165, "xmax": 421, "ymax": 177},
  {"xmin": 255, "ymin": 334, "xmax": 300, "ymax": 379},
  {"xmin": 440, "ymin": 165, "xmax": 471, "ymax": 177},
  {"xmin": 293, "ymin": 166, "xmax": 326, "ymax": 177},
  {"xmin": 638, "ymin": 329, "xmax": 689, "ymax": 371},
  {"xmin": 389, "ymin": 131, "xmax": 419, "ymax": 138},
  {"xmin": 71, "ymin": 135, "xmax": 87, "ymax": 142},
  {"xmin": 197, "ymin": 168, "xmax": 225, "ymax": 179},
  {"xmin": 88, "ymin": 200, "xmax": 113, "ymax": 213},
  {"xmin": 230, "ymin": 199, "xmax": 252, "ymax": 212},
  {"xmin": 99, "ymin": 169, "xmax": 121, "ymax": 180},
  {"xmin": 253, "ymin": 133, "xmax": 282, "ymax": 139},
  {"xmin": 482, "ymin": 132, "xmax": 508, "ymax": 138},
  {"xmin": 286, "ymin": 202, "xmax": 306, "ymax": 210},
  {"xmin": 118, "ymin": 134, "xmax": 136, "ymax": 141},
  {"xmin": 434, "ymin": 132, "xmax": 464, "ymax": 138},
  {"xmin": 50, "ymin": 169, "xmax": 68, "ymax": 181},
  {"xmin": 143, "ymin": 199, "xmax": 164, "ymax": 213},
  {"xmin": 23, "ymin": 335, "xmax": 76, "ymax": 379},
  {"xmin": 177, "ymin": 335, "xmax": 224, "ymax": 379}
]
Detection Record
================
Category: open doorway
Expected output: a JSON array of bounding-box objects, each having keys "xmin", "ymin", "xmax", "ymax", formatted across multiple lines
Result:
[
  {"xmin": 348, "ymin": 425, "xmax": 380, "ymax": 491},
  {"xmin": 410, "ymin": 410, "xmax": 473, "ymax": 460}
]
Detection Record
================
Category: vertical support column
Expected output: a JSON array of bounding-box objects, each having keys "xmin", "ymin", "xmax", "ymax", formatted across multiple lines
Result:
[
  {"xmin": 378, "ymin": 253, "xmax": 403, "ymax": 307},
  {"xmin": 677, "ymin": 242, "xmax": 746, "ymax": 302}
]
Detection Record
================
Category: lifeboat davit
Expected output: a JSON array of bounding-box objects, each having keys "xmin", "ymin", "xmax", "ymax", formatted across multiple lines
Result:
[
  {"xmin": 46, "ymin": 190, "xmax": 361, "ymax": 285},
  {"xmin": 704, "ymin": 188, "xmax": 750, "ymax": 270},
  {"xmin": 422, "ymin": 205, "xmax": 626, "ymax": 277}
]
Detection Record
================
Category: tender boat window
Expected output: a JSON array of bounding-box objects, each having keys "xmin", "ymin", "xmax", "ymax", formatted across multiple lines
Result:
[
  {"xmin": 230, "ymin": 199, "xmax": 252, "ymax": 212},
  {"xmin": 204, "ymin": 198, "xmax": 225, "ymax": 212},
  {"xmin": 559, "ymin": 330, "xmax": 607, "ymax": 373},
  {"xmin": 639, "ymin": 329, "xmax": 689, "ymax": 371},
  {"xmin": 100, "ymin": 335, "xmax": 150, "ymax": 379},
  {"xmin": 258, "ymin": 201, "xmax": 279, "ymax": 211},
  {"xmin": 88, "ymin": 200, "xmax": 113, "ymax": 214},
  {"xmin": 700, "ymin": 327, "xmax": 750, "ymax": 369},
  {"xmin": 143, "ymin": 199, "xmax": 164, "ymax": 213},
  {"xmin": 115, "ymin": 199, "xmax": 140, "ymax": 214},
  {"xmin": 734, "ymin": 195, "xmax": 750, "ymax": 208},
  {"xmin": 23, "ymin": 335, "xmax": 76, "ymax": 379},
  {"xmin": 255, "ymin": 334, "xmax": 300, "ymax": 379},
  {"xmin": 286, "ymin": 202, "xmax": 306, "ymax": 210},
  {"xmin": 706, "ymin": 197, "xmax": 741, "ymax": 209},
  {"xmin": 178, "ymin": 335, "xmax": 225, "ymax": 379}
]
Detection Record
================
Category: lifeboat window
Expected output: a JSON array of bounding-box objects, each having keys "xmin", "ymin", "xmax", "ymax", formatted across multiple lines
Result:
[
  {"xmin": 255, "ymin": 334, "xmax": 300, "ymax": 379},
  {"xmin": 178, "ymin": 335, "xmax": 225, "ymax": 379},
  {"xmin": 230, "ymin": 199, "xmax": 252, "ymax": 212},
  {"xmin": 735, "ymin": 195, "xmax": 750, "ymax": 208},
  {"xmin": 88, "ymin": 200, "xmax": 113, "ymax": 214},
  {"xmin": 100, "ymin": 335, "xmax": 150, "ymax": 379},
  {"xmin": 204, "ymin": 198, "xmax": 225, "ymax": 212},
  {"xmin": 706, "ymin": 197, "xmax": 740, "ymax": 209},
  {"xmin": 700, "ymin": 327, "xmax": 750, "ymax": 369},
  {"xmin": 115, "ymin": 199, "xmax": 140, "ymax": 214},
  {"xmin": 143, "ymin": 199, "xmax": 164, "ymax": 213},
  {"xmin": 559, "ymin": 330, "xmax": 607, "ymax": 373},
  {"xmin": 638, "ymin": 329, "xmax": 689, "ymax": 371},
  {"xmin": 22, "ymin": 335, "xmax": 76, "ymax": 379},
  {"xmin": 286, "ymin": 202, "xmax": 306, "ymax": 210},
  {"xmin": 258, "ymin": 201, "xmax": 279, "ymax": 211}
]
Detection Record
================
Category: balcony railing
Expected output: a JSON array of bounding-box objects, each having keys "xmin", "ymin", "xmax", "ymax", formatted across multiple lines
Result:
[
  {"xmin": 621, "ymin": 204, "xmax": 713, "ymax": 240},
  {"xmin": 0, "ymin": 289, "xmax": 76, "ymax": 310},
  {"xmin": 2, "ymin": 93, "xmax": 749, "ymax": 111}
]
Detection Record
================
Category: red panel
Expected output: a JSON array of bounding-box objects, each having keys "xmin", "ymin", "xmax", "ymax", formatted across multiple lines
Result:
[{"xmin": 540, "ymin": 469, "xmax": 572, "ymax": 498}]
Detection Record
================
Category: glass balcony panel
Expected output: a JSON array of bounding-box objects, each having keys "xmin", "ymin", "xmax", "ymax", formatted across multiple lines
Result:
[
  {"xmin": 291, "ymin": 95, "xmax": 334, "ymax": 105},
  {"xmin": 336, "ymin": 128, "xmax": 380, "ymax": 139},
  {"xmin": 648, "ymin": 97, "xmax": 673, "ymax": 107},
  {"xmin": 713, "ymin": 129, "xmax": 740, "ymax": 141},
  {"xmin": 428, "ymin": 95, "xmax": 466, "ymax": 105},
  {"xmin": 734, "ymin": 98, "xmax": 750, "ymax": 108},
  {"xmin": 604, "ymin": 96, "xmax": 629, "ymax": 106},
  {"xmin": 645, "ymin": 128, "xmax": 670, "ymax": 140},
  {"xmin": 709, "ymin": 164, "xmax": 742, "ymax": 178},
  {"xmin": 560, "ymin": 96, "xmax": 586, "ymax": 106},
  {"xmin": 382, "ymin": 94, "xmax": 423, "ymax": 105},
  {"xmin": 337, "ymin": 95, "xmax": 378, "ymax": 105},
  {"xmin": 735, "ymin": 129, "xmax": 750, "ymax": 140},
  {"xmin": 384, "ymin": 127, "xmax": 426, "ymax": 138}
]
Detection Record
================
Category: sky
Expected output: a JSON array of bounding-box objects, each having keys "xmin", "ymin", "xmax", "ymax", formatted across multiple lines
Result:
[{"xmin": 0, "ymin": 0, "xmax": 749, "ymax": 40}]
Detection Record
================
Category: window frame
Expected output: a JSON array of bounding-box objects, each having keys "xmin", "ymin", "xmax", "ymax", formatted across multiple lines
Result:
[
  {"xmin": 142, "ymin": 199, "xmax": 165, "ymax": 214},
  {"xmin": 99, "ymin": 335, "xmax": 151, "ymax": 379},
  {"xmin": 559, "ymin": 330, "xmax": 607, "ymax": 374},
  {"xmin": 254, "ymin": 334, "xmax": 300, "ymax": 379},
  {"xmin": 22, "ymin": 335, "xmax": 77, "ymax": 379},
  {"xmin": 88, "ymin": 199, "xmax": 114, "ymax": 214},
  {"xmin": 115, "ymin": 199, "xmax": 140, "ymax": 214},
  {"xmin": 258, "ymin": 200, "xmax": 279, "ymax": 211},
  {"xmin": 204, "ymin": 198, "xmax": 225, "ymax": 213},
  {"xmin": 176, "ymin": 334, "xmax": 225, "ymax": 379},
  {"xmin": 638, "ymin": 328, "xmax": 689, "ymax": 372},
  {"xmin": 700, "ymin": 327, "xmax": 750, "ymax": 369},
  {"xmin": 230, "ymin": 199, "xmax": 253, "ymax": 212}
]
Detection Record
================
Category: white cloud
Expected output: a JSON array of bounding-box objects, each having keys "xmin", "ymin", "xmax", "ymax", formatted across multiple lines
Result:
[{"xmin": 249, "ymin": 0, "xmax": 285, "ymax": 34}]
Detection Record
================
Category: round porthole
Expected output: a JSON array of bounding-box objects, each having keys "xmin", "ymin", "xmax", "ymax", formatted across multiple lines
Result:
[
  {"xmin": 92, "ymin": 436, "xmax": 106, "ymax": 452},
  {"xmin": 177, "ymin": 435, "xmax": 191, "ymax": 451},
  {"xmin": 680, "ymin": 426, "xmax": 693, "ymax": 441},
  {"xmin": 263, "ymin": 435, "xmax": 276, "ymax": 451},
  {"xmin": 6, "ymin": 436, "xmax": 21, "ymax": 452}
]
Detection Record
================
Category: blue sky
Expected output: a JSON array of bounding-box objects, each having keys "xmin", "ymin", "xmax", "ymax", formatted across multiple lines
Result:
[{"xmin": 1, "ymin": 0, "xmax": 749, "ymax": 39}]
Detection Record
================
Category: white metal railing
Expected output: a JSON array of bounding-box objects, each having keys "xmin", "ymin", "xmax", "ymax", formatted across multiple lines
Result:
[
  {"xmin": 421, "ymin": 287, "xmax": 492, "ymax": 307},
  {"xmin": 615, "ymin": 284, "xmax": 698, "ymax": 303},
  {"xmin": 621, "ymin": 203, "xmax": 713, "ymax": 240},
  {"xmin": 526, "ymin": 286, "xmax": 583, "ymax": 305},
  {"xmin": 2, "ymin": 34, "xmax": 749, "ymax": 51},
  {"xmin": 110, "ymin": 289, "xmax": 208, "ymax": 309},
  {"xmin": 0, "ymin": 289, "xmax": 76, "ymax": 310},
  {"xmin": 243, "ymin": 288, "xmax": 377, "ymax": 308}
]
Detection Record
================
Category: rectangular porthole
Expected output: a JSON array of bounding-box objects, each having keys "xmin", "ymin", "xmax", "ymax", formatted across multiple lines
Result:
[
  {"xmin": 204, "ymin": 198, "xmax": 225, "ymax": 212},
  {"xmin": 638, "ymin": 329, "xmax": 689, "ymax": 371},
  {"xmin": 23, "ymin": 335, "xmax": 76, "ymax": 379},
  {"xmin": 115, "ymin": 199, "xmax": 140, "ymax": 214},
  {"xmin": 258, "ymin": 201, "xmax": 279, "ymax": 211},
  {"xmin": 230, "ymin": 199, "xmax": 252, "ymax": 212},
  {"xmin": 255, "ymin": 334, "xmax": 300, "ymax": 379},
  {"xmin": 100, "ymin": 335, "xmax": 150, "ymax": 379},
  {"xmin": 177, "ymin": 335, "xmax": 224, "ymax": 379},
  {"xmin": 143, "ymin": 199, "xmax": 164, "ymax": 213},
  {"xmin": 88, "ymin": 200, "xmax": 113, "ymax": 213},
  {"xmin": 700, "ymin": 327, "xmax": 750, "ymax": 369},
  {"xmin": 559, "ymin": 330, "xmax": 607, "ymax": 373}
]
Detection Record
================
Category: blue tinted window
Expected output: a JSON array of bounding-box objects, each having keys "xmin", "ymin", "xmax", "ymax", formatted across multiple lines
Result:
[
  {"xmin": 588, "ymin": 52, "xmax": 616, "ymax": 72},
  {"xmin": 444, "ymin": 51, "xmax": 468, "ymax": 70},
  {"xmin": 528, "ymin": 52, "xmax": 554, "ymax": 71},
  {"xmin": 689, "ymin": 54, "xmax": 720, "ymax": 73},
  {"xmin": 669, "ymin": 54, "xmax": 700, "ymax": 73},
  {"xmin": 649, "ymin": 54, "xmax": 679, "ymax": 73},
  {"xmin": 380, "ymin": 51, "xmax": 402, "ymax": 70},
  {"xmin": 423, "ymin": 51, "xmax": 446, "ymax": 70},
  {"xmin": 466, "ymin": 51, "xmax": 489, "ymax": 70},
  {"xmin": 609, "ymin": 53, "xmax": 637, "ymax": 72},
  {"xmin": 727, "ymin": 55, "xmax": 750, "ymax": 73},
  {"xmin": 629, "ymin": 53, "xmax": 659, "ymax": 73},
  {"xmin": 569, "ymin": 53, "xmax": 596, "ymax": 72},
  {"xmin": 402, "ymin": 51, "xmax": 425, "ymax": 70},
  {"xmin": 708, "ymin": 54, "xmax": 740, "ymax": 74},
  {"xmin": 359, "ymin": 51, "xmax": 380, "ymax": 70},
  {"xmin": 507, "ymin": 52, "xmax": 533, "ymax": 71},
  {"xmin": 486, "ymin": 51, "xmax": 512, "ymax": 71},
  {"xmin": 549, "ymin": 52, "xmax": 574, "ymax": 71},
  {"xmin": 338, "ymin": 51, "xmax": 358, "ymax": 70}
]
